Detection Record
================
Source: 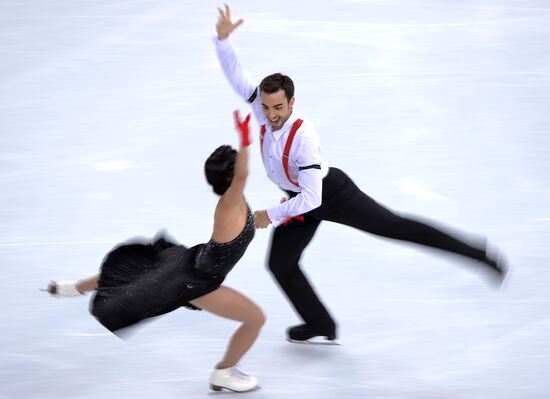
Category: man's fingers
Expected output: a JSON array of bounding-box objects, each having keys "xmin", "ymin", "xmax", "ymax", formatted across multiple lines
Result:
[
  {"xmin": 233, "ymin": 18, "xmax": 244, "ymax": 29},
  {"xmin": 217, "ymin": 7, "xmax": 224, "ymax": 19},
  {"xmin": 244, "ymin": 113, "xmax": 251, "ymax": 124},
  {"xmin": 225, "ymin": 3, "xmax": 230, "ymax": 19}
]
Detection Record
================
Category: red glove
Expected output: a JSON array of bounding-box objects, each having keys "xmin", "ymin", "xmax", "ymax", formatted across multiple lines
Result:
[
  {"xmin": 233, "ymin": 110, "xmax": 252, "ymax": 147},
  {"xmin": 282, "ymin": 215, "xmax": 305, "ymax": 226}
]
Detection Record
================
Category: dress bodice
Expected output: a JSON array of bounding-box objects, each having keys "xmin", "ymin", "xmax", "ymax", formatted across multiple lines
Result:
[{"xmin": 193, "ymin": 204, "xmax": 255, "ymax": 280}]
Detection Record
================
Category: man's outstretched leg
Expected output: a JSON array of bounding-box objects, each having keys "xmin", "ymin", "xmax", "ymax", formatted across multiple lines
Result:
[{"xmin": 320, "ymin": 169, "xmax": 507, "ymax": 285}]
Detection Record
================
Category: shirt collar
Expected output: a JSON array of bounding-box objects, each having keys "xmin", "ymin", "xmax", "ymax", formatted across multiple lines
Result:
[{"xmin": 268, "ymin": 109, "xmax": 300, "ymax": 142}]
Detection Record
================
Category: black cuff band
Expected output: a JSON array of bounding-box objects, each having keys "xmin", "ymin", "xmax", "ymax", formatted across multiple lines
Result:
[
  {"xmin": 299, "ymin": 164, "xmax": 321, "ymax": 171},
  {"xmin": 247, "ymin": 88, "xmax": 258, "ymax": 103}
]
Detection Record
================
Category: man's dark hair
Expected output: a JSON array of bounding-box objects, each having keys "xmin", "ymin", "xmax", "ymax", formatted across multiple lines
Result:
[
  {"xmin": 204, "ymin": 145, "xmax": 237, "ymax": 196},
  {"xmin": 260, "ymin": 73, "xmax": 294, "ymax": 101}
]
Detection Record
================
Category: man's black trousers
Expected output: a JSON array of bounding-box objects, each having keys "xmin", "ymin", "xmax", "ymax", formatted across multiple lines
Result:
[{"xmin": 268, "ymin": 167, "xmax": 488, "ymax": 330}]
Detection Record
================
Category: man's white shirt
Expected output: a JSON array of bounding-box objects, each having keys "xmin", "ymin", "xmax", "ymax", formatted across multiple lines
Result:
[{"xmin": 214, "ymin": 37, "xmax": 329, "ymax": 226}]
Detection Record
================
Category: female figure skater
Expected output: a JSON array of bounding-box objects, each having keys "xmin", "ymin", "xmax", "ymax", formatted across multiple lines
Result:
[{"xmin": 47, "ymin": 111, "xmax": 263, "ymax": 393}]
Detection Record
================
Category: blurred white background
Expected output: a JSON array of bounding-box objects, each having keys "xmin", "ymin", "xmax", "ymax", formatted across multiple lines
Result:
[{"xmin": 1, "ymin": 1, "xmax": 549, "ymax": 398}]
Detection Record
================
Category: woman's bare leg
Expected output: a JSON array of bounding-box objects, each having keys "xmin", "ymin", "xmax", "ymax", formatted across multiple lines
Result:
[{"xmin": 190, "ymin": 286, "xmax": 265, "ymax": 369}]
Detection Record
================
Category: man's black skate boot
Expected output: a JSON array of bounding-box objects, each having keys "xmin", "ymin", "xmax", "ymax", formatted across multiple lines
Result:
[
  {"xmin": 483, "ymin": 251, "xmax": 509, "ymax": 287},
  {"xmin": 287, "ymin": 323, "xmax": 337, "ymax": 343}
]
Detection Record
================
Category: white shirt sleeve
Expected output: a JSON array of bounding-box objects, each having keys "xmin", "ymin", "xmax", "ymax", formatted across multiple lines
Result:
[
  {"xmin": 214, "ymin": 37, "xmax": 257, "ymax": 102},
  {"xmin": 214, "ymin": 37, "xmax": 266, "ymax": 124},
  {"xmin": 266, "ymin": 133, "xmax": 324, "ymax": 225}
]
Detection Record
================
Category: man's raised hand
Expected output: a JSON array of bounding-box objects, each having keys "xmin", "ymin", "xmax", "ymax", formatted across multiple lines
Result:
[{"xmin": 216, "ymin": 4, "xmax": 244, "ymax": 40}]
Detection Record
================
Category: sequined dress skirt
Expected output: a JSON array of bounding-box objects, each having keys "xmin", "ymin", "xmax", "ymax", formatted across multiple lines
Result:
[{"xmin": 89, "ymin": 233, "xmax": 222, "ymax": 333}]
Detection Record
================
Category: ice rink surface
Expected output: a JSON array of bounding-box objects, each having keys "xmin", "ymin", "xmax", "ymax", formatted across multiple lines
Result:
[{"xmin": 1, "ymin": 0, "xmax": 549, "ymax": 398}]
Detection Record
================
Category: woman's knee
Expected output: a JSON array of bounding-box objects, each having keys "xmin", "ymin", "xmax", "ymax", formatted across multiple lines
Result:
[
  {"xmin": 244, "ymin": 306, "xmax": 266, "ymax": 328},
  {"xmin": 257, "ymin": 308, "xmax": 266, "ymax": 327}
]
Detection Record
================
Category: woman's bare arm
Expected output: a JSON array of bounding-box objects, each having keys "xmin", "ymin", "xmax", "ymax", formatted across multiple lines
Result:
[{"xmin": 221, "ymin": 111, "xmax": 251, "ymax": 207}]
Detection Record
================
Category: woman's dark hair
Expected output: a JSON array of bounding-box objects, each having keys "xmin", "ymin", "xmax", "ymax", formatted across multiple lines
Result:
[
  {"xmin": 260, "ymin": 73, "xmax": 294, "ymax": 101},
  {"xmin": 204, "ymin": 145, "xmax": 237, "ymax": 196}
]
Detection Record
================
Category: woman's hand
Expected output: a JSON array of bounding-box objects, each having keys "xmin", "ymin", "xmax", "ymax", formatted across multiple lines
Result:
[{"xmin": 234, "ymin": 110, "xmax": 252, "ymax": 147}]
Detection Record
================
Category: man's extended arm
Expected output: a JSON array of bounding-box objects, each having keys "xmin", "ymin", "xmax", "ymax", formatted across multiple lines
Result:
[{"xmin": 214, "ymin": 4, "xmax": 257, "ymax": 103}]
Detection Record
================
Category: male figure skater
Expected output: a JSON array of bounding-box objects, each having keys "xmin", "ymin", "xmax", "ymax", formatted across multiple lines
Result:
[{"xmin": 214, "ymin": 4, "xmax": 507, "ymax": 343}]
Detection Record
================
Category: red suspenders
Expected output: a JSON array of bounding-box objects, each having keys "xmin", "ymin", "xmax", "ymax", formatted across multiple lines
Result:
[{"xmin": 260, "ymin": 119, "xmax": 304, "ymax": 188}]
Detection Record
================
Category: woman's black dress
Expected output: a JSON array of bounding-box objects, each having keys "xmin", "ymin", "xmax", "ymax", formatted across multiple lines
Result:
[{"xmin": 90, "ymin": 206, "xmax": 255, "ymax": 333}]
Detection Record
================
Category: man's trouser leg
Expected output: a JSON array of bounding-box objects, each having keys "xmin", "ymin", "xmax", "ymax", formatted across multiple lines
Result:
[{"xmin": 268, "ymin": 216, "xmax": 335, "ymax": 330}]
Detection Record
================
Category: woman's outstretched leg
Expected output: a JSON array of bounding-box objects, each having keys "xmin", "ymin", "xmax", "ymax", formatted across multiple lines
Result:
[{"xmin": 47, "ymin": 275, "xmax": 99, "ymax": 296}]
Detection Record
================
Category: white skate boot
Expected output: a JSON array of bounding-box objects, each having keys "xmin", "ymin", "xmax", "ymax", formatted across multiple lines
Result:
[
  {"xmin": 209, "ymin": 367, "xmax": 259, "ymax": 392},
  {"xmin": 47, "ymin": 280, "xmax": 83, "ymax": 297}
]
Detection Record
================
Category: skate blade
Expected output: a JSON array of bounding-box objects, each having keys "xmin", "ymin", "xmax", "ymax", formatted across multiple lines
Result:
[{"xmin": 287, "ymin": 337, "xmax": 340, "ymax": 346}]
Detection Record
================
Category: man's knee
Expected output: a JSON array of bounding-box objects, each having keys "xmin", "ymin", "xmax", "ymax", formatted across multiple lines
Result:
[
  {"xmin": 267, "ymin": 254, "xmax": 295, "ymax": 279},
  {"xmin": 267, "ymin": 249, "xmax": 284, "ymax": 272}
]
